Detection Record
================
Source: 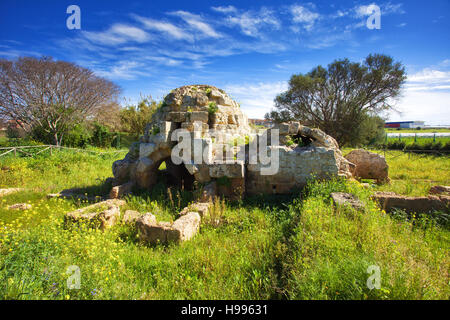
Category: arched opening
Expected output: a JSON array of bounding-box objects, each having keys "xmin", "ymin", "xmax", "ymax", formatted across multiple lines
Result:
[
  {"xmin": 156, "ymin": 157, "xmax": 195, "ymax": 191},
  {"xmin": 292, "ymin": 133, "xmax": 314, "ymax": 147}
]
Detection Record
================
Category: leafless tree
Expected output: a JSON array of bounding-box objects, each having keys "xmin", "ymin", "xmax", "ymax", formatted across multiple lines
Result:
[{"xmin": 0, "ymin": 56, "xmax": 120, "ymax": 145}]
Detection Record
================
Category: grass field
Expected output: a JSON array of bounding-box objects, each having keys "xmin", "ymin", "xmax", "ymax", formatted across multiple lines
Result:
[{"xmin": 0, "ymin": 149, "xmax": 448, "ymax": 300}]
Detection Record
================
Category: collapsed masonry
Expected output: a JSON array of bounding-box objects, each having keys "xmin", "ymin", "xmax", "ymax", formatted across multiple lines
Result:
[{"xmin": 112, "ymin": 85, "xmax": 354, "ymax": 199}]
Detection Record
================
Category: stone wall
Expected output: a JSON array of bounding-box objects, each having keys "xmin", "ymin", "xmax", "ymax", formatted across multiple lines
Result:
[{"xmin": 112, "ymin": 85, "xmax": 353, "ymax": 197}]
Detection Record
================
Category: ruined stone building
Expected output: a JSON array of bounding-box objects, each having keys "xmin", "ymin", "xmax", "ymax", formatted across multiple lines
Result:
[{"xmin": 112, "ymin": 85, "xmax": 353, "ymax": 199}]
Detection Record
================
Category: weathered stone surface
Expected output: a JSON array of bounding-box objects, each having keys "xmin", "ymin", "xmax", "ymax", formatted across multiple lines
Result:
[
  {"xmin": 64, "ymin": 199, "xmax": 126, "ymax": 229},
  {"xmin": 345, "ymin": 149, "xmax": 390, "ymax": 184},
  {"xmin": 122, "ymin": 210, "xmax": 143, "ymax": 224},
  {"xmin": 109, "ymin": 181, "xmax": 134, "ymax": 199},
  {"xmin": 134, "ymin": 212, "xmax": 156, "ymax": 227},
  {"xmin": 8, "ymin": 203, "xmax": 32, "ymax": 210},
  {"xmin": 172, "ymin": 212, "xmax": 201, "ymax": 242},
  {"xmin": 0, "ymin": 188, "xmax": 23, "ymax": 197},
  {"xmin": 180, "ymin": 202, "xmax": 211, "ymax": 217},
  {"xmin": 429, "ymin": 186, "xmax": 450, "ymax": 195},
  {"xmin": 372, "ymin": 192, "xmax": 449, "ymax": 214},
  {"xmin": 136, "ymin": 220, "xmax": 174, "ymax": 245},
  {"xmin": 247, "ymin": 146, "xmax": 340, "ymax": 195},
  {"xmin": 331, "ymin": 192, "xmax": 364, "ymax": 210},
  {"xmin": 136, "ymin": 211, "xmax": 199, "ymax": 244},
  {"xmin": 209, "ymin": 161, "xmax": 245, "ymax": 178},
  {"xmin": 199, "ymin": 181, "xmax": 217, "ymax": 202},
  {"xmin": 217, "ymin": 177, "xmax": 245, "ymax": 200},
  {"xmin": 189, "ymin": 111, "xmax": 209, "ymax": 123},
  {"xmin": 139, "ymin": 143, "xmax": 156, "ymax": 158}
]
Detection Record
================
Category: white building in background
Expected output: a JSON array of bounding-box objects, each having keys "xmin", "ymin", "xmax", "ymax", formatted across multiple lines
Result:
[{"xmin": 385, "ymin": 121, "xmax": 425, "ymax": 129}]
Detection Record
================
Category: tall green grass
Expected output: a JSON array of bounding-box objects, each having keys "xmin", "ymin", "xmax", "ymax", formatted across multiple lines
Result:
[{"xmin": 0, "ymin": 150, "xmax": 448, "ymax": 299}]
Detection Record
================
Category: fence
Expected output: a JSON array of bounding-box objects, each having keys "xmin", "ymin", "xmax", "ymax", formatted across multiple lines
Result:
[
  {"xmin": 0, "ymin": 145, "xmax": 127, "ymax": 158},
  {"xmin": 385, "ymin": 133, "xmax": 450, "ymax": 142}
]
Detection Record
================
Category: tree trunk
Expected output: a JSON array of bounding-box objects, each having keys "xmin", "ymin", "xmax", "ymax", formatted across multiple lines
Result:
[{"xmin": 53, "ymin": 132, "xmax": 60, "ymax": 146}]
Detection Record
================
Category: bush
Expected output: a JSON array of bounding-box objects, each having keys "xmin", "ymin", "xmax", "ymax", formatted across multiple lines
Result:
[
  {"xmin": 63, "ymin": 124, "xmax": 92, "ymax": 148},
  {"xmin": 91, "ymin": 123, "xmax": 114, "ymax": 148},
  {"xmin": 208, "ymin": 102, "xmax": 218, "ymax": 115}
]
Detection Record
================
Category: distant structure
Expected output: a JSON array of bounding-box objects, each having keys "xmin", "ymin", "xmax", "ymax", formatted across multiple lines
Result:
[
  {"xmin": 385, "ymin": 121, "xmax": 425, "ymax": 129},
  {"xmin": 249, "ymin": 119, "xmax": 273, "ymax": 128}
]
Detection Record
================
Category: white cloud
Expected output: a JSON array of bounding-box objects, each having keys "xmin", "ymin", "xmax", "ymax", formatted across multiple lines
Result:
[
  {"xmin": 83, "ymin": 24, "xmax": 151, "ymax": 46},
  {"xmin": 144, "ymin": 55, "xmax": 181, "ymax": 67},
  {"xmin": 406, "ymin": 68, "xmax": 450, "ymax": 91},
  {"xmin": 290, "ymin": 5, "xmax": 320, "ymax": 31},
  {"xmin": 94, "ymin": 61, "xmax": 148, "ymax": 80},
  {"xmin": 355, "ymin": 2, "xmax": 404, "ymax": 17},
  {"xmin": 388, "ymin": 90, "xmax": 450, "ymax": 125},
  {"xmin": 224, "ymin": 81, "xmax": 288, "ymax": 118},
  {"xmin": 383, "ymin": 2, "xmax": 405, "ymax": 15},
  {"xmin": 387, "ymin": 66, "xmax": 450, "ymax": 125},
  {"xmin": 170, "ymin": 11, "xmax": 222, "ymax": 38},
  {"xmin": 225, "ymin": 7, "xmax": 280, "ymax": 37},
  {"xmin": 440, "ymin": 59, "xmax": 450, "ymax": 67},
  {"xmin": 133, "ymin": 15, "xmax": 194, "ymax": 41},
  {"xmin": 211, "ymin": 6, "xmax": 237, "ymax": 14}
]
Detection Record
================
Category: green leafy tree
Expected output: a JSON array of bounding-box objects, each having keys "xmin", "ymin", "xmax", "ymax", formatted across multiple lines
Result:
[
  {"xmin": 266, "ymin": 54, "xmax": 406, "ymax": 146},
  {"xmin": 120, "ymin": 96, "xmax": 160, "ymax": 139}
]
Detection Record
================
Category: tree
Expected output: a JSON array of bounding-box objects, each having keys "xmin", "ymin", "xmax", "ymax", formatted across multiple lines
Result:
[
  {"xmin": 0, "ymin": 56, "xmax": 120, "ymax": 145},
  {"xmin": 266, "ymin": 54, "xmax": 406, "ymax": 146},
  {"xmin": 120, "ymin": 96, "xmax": 160, "ymax": 138},
  {"xmin": 92, "ymin": 101, "xmax": 122, "ymax": 131}
]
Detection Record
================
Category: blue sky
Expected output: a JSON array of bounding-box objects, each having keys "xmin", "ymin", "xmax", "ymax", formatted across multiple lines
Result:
[{"xmin": 1, "ymin": 0, "xmax": 449, "ymax": 125}]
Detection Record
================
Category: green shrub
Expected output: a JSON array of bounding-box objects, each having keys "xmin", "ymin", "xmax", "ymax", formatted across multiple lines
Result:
[
  {"xmin": 208, "ymin": 102, "xmax": 218, "ymax": 115},
  {"xmin": 91, "ymin": 123, "xmax": 114, "ymax": 148},
  {"xmin": 63, "ymin": 124, "xmax": 92, "ymax": 148}
]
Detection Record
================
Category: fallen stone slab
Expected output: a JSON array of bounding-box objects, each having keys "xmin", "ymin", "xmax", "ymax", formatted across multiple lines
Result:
[
  {"xmin": 172, "ymin": 212, "xmax": 201, "ymax": 242},
  {"xmin": 136, "ymin": 211, "xmax": 200, "ymax": 245},
  {"xmin": 122, "ymin": 210, "xmax": 143, "ymax": 224},
  {"xmin": 8, "ymin": 203, "xmax": 32, "ymax": 211},
  {"xmin": 331, "ymin": 192, "xmax": 365, "ymax": 210},
  {"xmin": 345, "ymin": 149, "xmax": 390, "ymax": 184},
  {"xmin": 64, "ymin": 199, "xmax": 126, "ymax": 229},
  {"xmin": 179, "ymin": 202, "xmax": 211, "ymax": 218},
  {"xmin": 0, "ymin": 188, "xmax": 23, "ymax": 197},
  {"xmin": 429, "ymin": 186, "xmax": 450, "ymax": 195},
  {"xmin": 372, "ymin": 192, "xmax": 449, "ymax": 214},
  {"xmin": 109, "ymin": 181, "xmax": 134, "ymax": 199}
]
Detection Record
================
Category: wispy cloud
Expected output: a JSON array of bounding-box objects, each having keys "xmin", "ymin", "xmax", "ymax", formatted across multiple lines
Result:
[
  {"xmin": 170, "ymin": 11, "xmax": 222, "ymax": 38},
  {"xmin": 217, "ymin": 7, "xmax": 280, "ymax": 38},
  {"xmin": 133, "ymin": 15, "xmax": 194, "ymax": 42},
  {"xmin": 406, "ymin": 68, "xmax": 450, "ymax": 91},
  {"xmin": 83, "ymin": 24, "xmax": 151, "ymax": 46},
  {"xmin": 387, "ymin": 65, "xmax": 450, "ymax": 125},
  {"xmin": 211, "ymin": 5, "xmax": 237, "ymax": 14},
  {"xmin": 289, "ymin": 4, "xmax": 320, "ymax": 31},
  {"xmin": 94, "ymin": 60, "xmax": 148, "ymax": 80}
]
